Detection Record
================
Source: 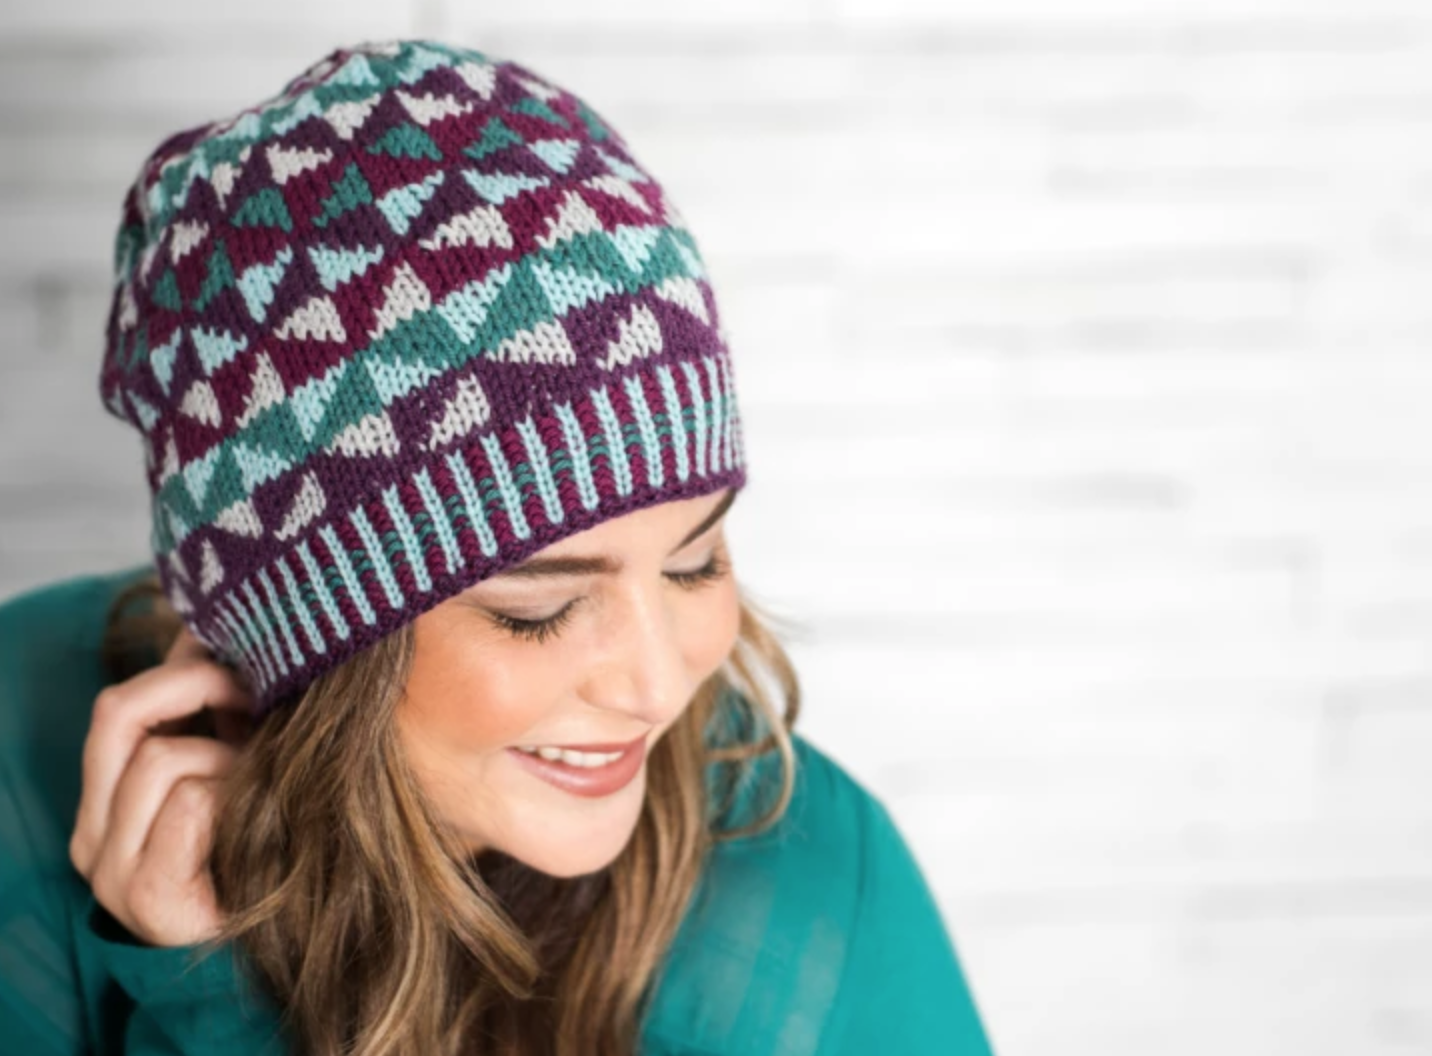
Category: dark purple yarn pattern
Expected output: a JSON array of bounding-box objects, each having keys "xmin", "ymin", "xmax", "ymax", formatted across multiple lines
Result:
[{"xmin": 95, "ymin": 38, "xmax": 747, "ymax": 715}]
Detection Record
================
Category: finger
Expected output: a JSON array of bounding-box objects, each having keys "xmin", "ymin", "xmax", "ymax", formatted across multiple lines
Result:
[
  {"xmin": 76, "ymin": 657, "xmax": 253, "ymax": 857},
  {"xmin": 99, "ymin": 734, "xmax": 236, "ymax": 872},
  {"xmin": 142, "ymin": 774, "xmax": 221, "ymax": 884},
  {"xmin": 127, "ymin": 776, "xmax": 225, "ymax": 946},
  {"xmin": 155, "ymin": 628, "xmax": 245, "ymax": 738}
]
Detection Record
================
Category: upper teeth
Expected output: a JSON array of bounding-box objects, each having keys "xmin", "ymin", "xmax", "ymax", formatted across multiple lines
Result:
[{"xmin": 518, "ymin": 745, "xmax": 625, "ymax": 768}]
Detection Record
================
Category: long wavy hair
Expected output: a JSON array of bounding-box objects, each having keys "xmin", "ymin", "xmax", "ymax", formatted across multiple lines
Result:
[{"xmin": 99, "ymin": 562, "xmax": 804, "ymax": 1056}]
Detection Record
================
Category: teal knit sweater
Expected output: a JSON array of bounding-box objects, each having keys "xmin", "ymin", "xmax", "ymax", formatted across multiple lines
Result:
[{"xmin": 0, "ymin": 566, "xmax": 995, "ymax": 1055}]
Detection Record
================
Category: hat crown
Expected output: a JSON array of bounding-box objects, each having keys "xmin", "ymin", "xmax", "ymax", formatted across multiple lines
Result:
[{"xmin": 98, "ymin": 38, "xmax": 745, "ymax": 715}]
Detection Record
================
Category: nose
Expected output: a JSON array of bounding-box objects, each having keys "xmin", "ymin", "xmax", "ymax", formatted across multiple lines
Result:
[{"xmin": 581, "ymin": 578, "xmax": 689, "ymax": 729}]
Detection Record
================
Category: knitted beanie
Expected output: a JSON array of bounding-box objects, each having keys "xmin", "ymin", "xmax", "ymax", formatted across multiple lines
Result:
[{"xmin": 97, "ymin": 38, "xmax": 747, "ymax": 718}]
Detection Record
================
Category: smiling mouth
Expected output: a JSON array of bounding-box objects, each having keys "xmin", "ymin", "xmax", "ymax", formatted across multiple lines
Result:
[
  {"xmin": 512, "ymin": 732, "xmax": 649, "ymax": 756},
  {"xmin": 506, "ymin": 736, "xmax": 648, "ymax": 798}
]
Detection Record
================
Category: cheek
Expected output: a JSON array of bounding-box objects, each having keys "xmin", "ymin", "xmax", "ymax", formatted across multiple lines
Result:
[
  {"xmin": 681, "ymin": 578, "xmax": 741, "ymax": 673},
  {"xmin": 400, "ymin": 610, "xmax": 564, "ymax": 755}
]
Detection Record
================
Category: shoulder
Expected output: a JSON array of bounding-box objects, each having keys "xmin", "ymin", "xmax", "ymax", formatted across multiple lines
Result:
[
  {"xmin": 0, "ymin": 563, "xmax": 155, "ymax": 862},
  {"xmin": 641, "ymin": 732, "xmax": 890, "ymax": 1051},
  {"xmin": 646, "ymin": 732, "xmax": 996, "ymax": 1054},
  {"xmin": 728, "ymin": 731, "xmax": 884, "ymax": 877},
  {"xmin": 695, "ymin": 730, "xmax": 886, "ymax": 928}
]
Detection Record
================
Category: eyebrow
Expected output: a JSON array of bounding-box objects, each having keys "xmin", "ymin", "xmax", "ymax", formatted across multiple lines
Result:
[{"xmin": 488, "ymin": 488, "xmax": 738, "ymax": 581}]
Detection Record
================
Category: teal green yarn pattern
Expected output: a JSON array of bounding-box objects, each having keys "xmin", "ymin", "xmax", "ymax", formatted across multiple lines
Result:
[{"xmin": 95, "ymin": 38, "xmax": 749, "ymax": 714}]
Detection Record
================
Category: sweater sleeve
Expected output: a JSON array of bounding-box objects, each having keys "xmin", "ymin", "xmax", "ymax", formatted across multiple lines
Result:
[
  {"xmin": 824, "ymin": 793, "xmax": 998, "ymax": 1056},
  {"xmin": 0, "ymin": 758, "xmax": 290, "ymax": 1055},
  {"xmin": 81, "ymin": 897, "xmax": 291, "ymax": 1055},
  {"xmin": 0, "ymin": 569, "xmax": 293, "ymax": 1054}
]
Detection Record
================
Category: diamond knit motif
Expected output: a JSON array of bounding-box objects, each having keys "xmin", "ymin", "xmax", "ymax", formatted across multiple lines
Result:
[{"xmin": 97, "ymin": 38, "xmax": 747, "ymax": 716}]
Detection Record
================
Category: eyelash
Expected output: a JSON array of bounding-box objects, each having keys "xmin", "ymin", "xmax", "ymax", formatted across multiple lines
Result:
[{"xmin": 490, "ymin": 553, "xmax": 730, "ymax": 644}]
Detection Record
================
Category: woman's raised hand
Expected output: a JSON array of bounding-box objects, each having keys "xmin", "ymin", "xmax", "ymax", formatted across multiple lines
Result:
[{"xmin": 68, "ymin": 626, "xmax": 255, "ymax": 947}]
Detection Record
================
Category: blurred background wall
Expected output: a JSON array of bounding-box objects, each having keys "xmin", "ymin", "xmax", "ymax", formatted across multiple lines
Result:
[{"xmin": 2, "ymin": 1, "xmax": 1431, "ymax": 1053}]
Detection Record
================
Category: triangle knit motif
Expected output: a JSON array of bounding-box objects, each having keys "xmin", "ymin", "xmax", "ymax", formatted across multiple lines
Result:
[
  {"xmin": 267, "ymin": 143, "xmax": 335, "ymax": 184},
  {"xmin": 433, "ymin": 261, "xmax": 514, "ymax": 345},
  {"xmin": 199, "ymin": 538, "xmax": 225, "ymax": 593},
  {"xmin": 536, "ymin": 189, "xmax": 605, "ymax": 250},
  {"xmin": 376, "ymin": 169, "xmax": 446, "ymax": 234},
  {"xmin": 128, "ymin": 389, "xmax": 161, "ymax": 432},
  {"xmin": 168, "ymin": 220, "xmax": 210, "ymax": 263},
  {"xmin": 214, "ymin": 497, "xmax": 264, "ymax": 538},
  {"xmin": 396, "ymin": 89, "xmax": 475, "ymax": 126},
  {"xmin": 138, "ymin": 240, "xmax": 161, "ymax": 283},
  {"xmin": 418, "ymin": 201, "xmax": 513, "ymax": 252},
  {"xmin": 600, "ymin": 302, "xmax": 663, "ymax": 370},
  {"xmin": 168, "ymin": 578, "xmax": 194, "ymax": 616},
  {"xmin": 327, "ymin": 52, "xmax": 380, "ymax": 89},
  {"xmin": 159, "ymin": 430, "xmax": 181, "ymax": 487},
  {"xmin": 584, "ymin": 174, "xmax": 651, "ymax": 213},
  {"xmin": 179, "ymin": 379, "xmax": 222, "ymax": 427},
  {"xmin": 652, "ymin": 275, "xmax": 710, "ymax": 324},
  {"xmin": 308, "ymin": 242, "xmax": 385, "ymax": 292},
  {"xmin": 164, "ymin": 504, "xmax": 191, "ymax": 548},
  {"xmin": 608, "ymin": 225, "xmax": 664, "ymax": 274},
  {"xmin": 324, "ymin": 94, "xmax": 381, "ymax": 140},
  {"xmin": 397, "ymin": 43, "xmax": 450, "ymax": 85},
  {"xmin": 596, "ymin": 146, "xmax": 648, "ymax": 184},
  {"xmin": 508, "ymin": 96, "xmax": 569, "ymax": 129},
  {"xmin": 233, "ymin": 442, "xmax": 293, "ymax": 494},
  {"xmin": 366, "ymin": 261, "xmax": 433, "ymax": 342},
  {"xmin": 326, "ymin": 410, "xmax": 400, "ymax": 458},
  {"xmin": 488, "ymin": 318, "xmax": 576, "ymax": 367},
  {"xmin": 237, "ymin": 246, "xmax": 295, "ymax": 323},
  {"xmin": 424, "ymin": 374, "xmax": 492, "ymax": 451},
  {"xmin": 235, "ymin": 353, "xmax": 287, "ymax": 428},
  {"xmin": 514, "ymin": 74, "xmax": 562, "ymax": 102},
  {"xmin": 208, "ymin": 144, "xmax": 250, "ymax": 211},
  {"xmin": 528, "ymin": 138, "xmax": 581, "ymax": 174},
  {"xmin": 232, "ymin": 186, "xmax": 294, "ymax": 233},
  {"xmin": 464, "ymin": 116, "xmax": 524, "ymax": 162},
  {"xmin": 274, "ymin": 471, "xmax": 327, "ymax": 541},
  {"xmin": 118, "ymin": 281, "xmax": 139, "ymax": 331},
  {"xmin": 366, "ymin": 351, "xmax": 442, "ymax": 406},
  {"xmin": 530, "ymin": 259, "xmax": 619, "ymax": 318},
  {"xmin": 313, "ymin": 162, "xmax": 374, "ymax": 229},
  {"xmin": 461, "ymin": 169, "xmax": 550, "ymax": 206},
  {"xmin": 368, "ymin": 122, "xmax": 442, "ymax": 161},
  {"xmin": 181, "ymin": 446, "xmax": 222, "ymax": 507},
  {"xmin": 148, "ymin": 327, "xmax": 183, "ymax": 394},
  {"xmin": 288, "ymin": 360, "xmax": 349, "ymax": 442},
  {"xmin": 192, "ymin": 241, "xmax": 238, "ymax": 311},
  {"xmin": 167, "ymin": 547, "xmax": 190, "ymax": 584},
  {"xmin": 276, "ymin": 294, "xmax": 347, "ymax": 343},
  {"xmin": 454, "ymin": 61, "xmax": 497, "ymax": 100}
]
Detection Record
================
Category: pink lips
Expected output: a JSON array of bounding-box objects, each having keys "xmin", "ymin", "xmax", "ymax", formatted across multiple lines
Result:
[{"xmin": 506, "ymin": 734, "xmax": 648, "ymax": 799}]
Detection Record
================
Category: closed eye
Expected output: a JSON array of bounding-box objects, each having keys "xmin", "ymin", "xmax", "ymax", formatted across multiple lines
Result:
[
  {"xmin": 665, "ymin": 551, "xmax": 728, "ymax": 591},
  {"xmin": 491, "ymin": 551, "xmax": 729, "ymax": 644}
]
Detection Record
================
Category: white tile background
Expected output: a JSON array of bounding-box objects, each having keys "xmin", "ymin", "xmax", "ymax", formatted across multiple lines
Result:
[{"xmin": 2, "ymin": 2, "xmax": 1431, "ymax": 1053}]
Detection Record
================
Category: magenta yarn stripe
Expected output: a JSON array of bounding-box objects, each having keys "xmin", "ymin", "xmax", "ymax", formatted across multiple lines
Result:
[{"xmin": 204, "ymin": 355, "xmax": 744, "ymax": 712}]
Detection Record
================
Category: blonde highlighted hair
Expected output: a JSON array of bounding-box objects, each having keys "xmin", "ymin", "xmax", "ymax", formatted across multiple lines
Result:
[{"xmin": 101, "ymin": 566, "xmax": 803, "ymax": 1056}]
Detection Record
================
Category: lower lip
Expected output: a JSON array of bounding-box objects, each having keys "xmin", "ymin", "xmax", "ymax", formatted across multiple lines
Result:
[{"xmin": 506, "ymin": 737, "xmax": 647, "ymax": 799}]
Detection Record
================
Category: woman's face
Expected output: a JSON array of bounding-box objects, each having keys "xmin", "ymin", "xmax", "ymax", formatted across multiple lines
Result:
[{"xmin": 395, "ymin": 486, "xmax": 740, "ymax": 878}]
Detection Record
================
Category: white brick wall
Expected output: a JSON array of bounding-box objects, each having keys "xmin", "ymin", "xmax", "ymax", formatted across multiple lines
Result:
[{"xmin": 2, "ymin": 4, "xmax": 1430, "ymax": 1053}]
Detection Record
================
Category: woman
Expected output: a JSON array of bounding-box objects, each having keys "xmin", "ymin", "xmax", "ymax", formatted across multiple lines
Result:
[{"xmin": 0, "ymin": 37, "xmax": 995, "ymax": 1056}]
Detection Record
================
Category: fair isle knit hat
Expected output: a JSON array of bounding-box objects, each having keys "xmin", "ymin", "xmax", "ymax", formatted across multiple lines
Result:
[{"xmin": 97, "ymin": 38, "xmax": 747, "ymax": 718}]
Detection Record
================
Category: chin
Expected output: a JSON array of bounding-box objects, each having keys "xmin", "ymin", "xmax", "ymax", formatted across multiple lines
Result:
[
  {"xmin": 491, "ymin": 782, "xmax": 649, "ymax": 878},
  {"xmin": 505, "ymin": 821, "xmax": 637, "ymax": 878},
  {"xmin": 514, "ymin": 842, "xmax": 626, "ymax": 878}
]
